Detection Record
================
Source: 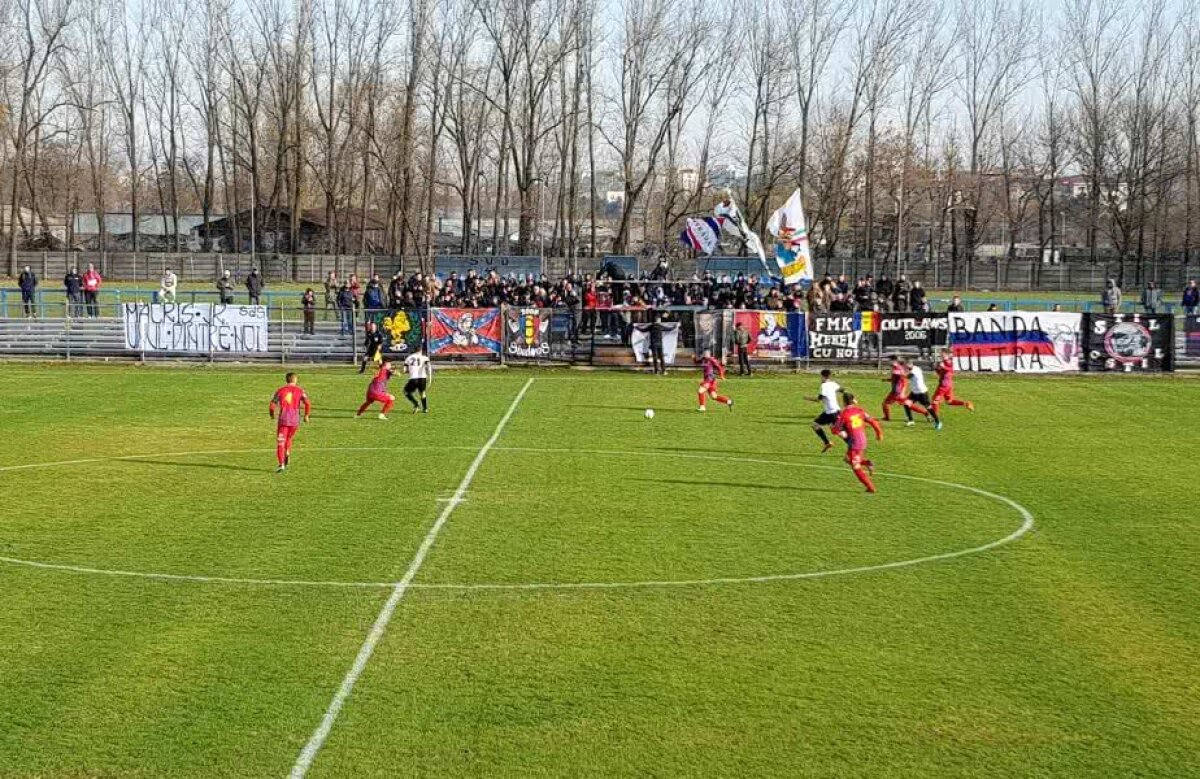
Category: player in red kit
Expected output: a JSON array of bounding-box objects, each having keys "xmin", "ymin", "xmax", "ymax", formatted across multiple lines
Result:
[
  {"xmin": 356, "ymin": 360, "xmax": 396, "ymax": 420},
  {"xmin": 831, "ymin": 392, "xmax": 884, "ymax": 493},
  {"xmin": 931, "ymin": 348, "xmax": 975, "ymax": 416},
  {"xmin": 269, "ymin": 373, "xmax": 311, "ymax": 472},
  {"xmin": 881, "ymin": 355, "xmax": 929, "ymax": 425},
  {"xmin": 696, "ymin": 349, "xmax": 733, "ymax": 411}
]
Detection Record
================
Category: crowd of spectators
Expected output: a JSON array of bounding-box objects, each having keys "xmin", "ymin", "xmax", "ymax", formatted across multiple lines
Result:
[{"xmin": 301, "ymin": 266, "xmax": 941, "ymax": 322}]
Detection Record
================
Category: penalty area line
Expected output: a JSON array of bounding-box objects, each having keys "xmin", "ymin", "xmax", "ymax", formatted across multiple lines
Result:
[{"xmin": 287, "ymin": 376, "xmax": 534, "ymax": 779}]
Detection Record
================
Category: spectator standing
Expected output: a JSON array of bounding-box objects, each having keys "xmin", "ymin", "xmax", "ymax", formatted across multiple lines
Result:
[
  {"xmin": 647, "ymin": 313, "xmax": 666, "ymax": 374},
  {"xmin": 18, "ymin": 265, "xmax": 37, "ymax": 318},
  {"xmin": 246, "ymin": 268, "xmax": 264, "ymax": 305},
  {"xmin": 216, "ymin": 270, "xmax": 235, "ymax": 304},
  {"xmin": 348, "ymin": 273, "xmax": 362, "ymax": 312},
  {"xmin": 301, "ymin": 288, "xmax": 317, "ymax": 335},
  {"xmin": 582, "ymin": 283, "xmax": 599, "ymax": 337},
  {"xmin": 946, "ymin": 295, "xmax": 964, "ymax": 313},
  {"xmin": 909, "ymin": 281, "xmax": 927, "ymax": 312},
  {"xmin": 1183, "ymin": 279, "xmax": 1198, "ymax": 315},
  {"xmin": 892, "ymin": 275, "xmax": 910, "ymax": 312},
  {"xmin": 323, "ymin": 270, "xmax": 339, "ymax": 320},
  {"xmin": 82, "ymin": 263, "xmax": 103, "ymax": 317},
  {"xmin": 64, "ymin": 267, "xmax": 83, "ymax": 317},
  {"xmin": 1101, "ymin": 278, "xmax": 1121, "ymax": 314},
  {"xmin": 160, "ymin": 268, "xmax": 178, "ymax": 303},
  {"xmin": 1140, "ymin": 281, "xmax": 1162, "ymax": 314},
  {"xmin": 363, "ymin": 274, "xmax": 385, "ymax": 314},
  {"xmin": 733, "ymin": 321, "xmax": 752, "ymax": 375},
  {"xmin": 336, "ymin": 283, "xmax": 354, "ymax": 335},
  {"xmin": 876, "ymin": 275, "xmax": 894, "ymax": 311},
  {"xmin": 562, "ymin": 280, "xmax": 581, "ymax": 343},
  {"xmin": 388, "ymin": 272, "xmax": 405, "ymax": 308}
]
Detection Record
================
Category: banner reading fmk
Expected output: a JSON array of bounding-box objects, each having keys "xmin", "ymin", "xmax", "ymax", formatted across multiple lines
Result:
[
  {"xmin": 433, "ymin": 256, "xmax": 542, "ymax": 279},
  {"xmin": 880, "ymin": 313, "xmax": 948, "ymax": 354},
  {"xmin": 808, "ymin": 312, "xmax": 879, "ymax": 360},
  {"xmin": 1081, "ymin": 313, "xmax": 1174, "ymax": 372},
  {"xmin": 123, "ymin": 303, "xmax": 268, "ymax": 353}
]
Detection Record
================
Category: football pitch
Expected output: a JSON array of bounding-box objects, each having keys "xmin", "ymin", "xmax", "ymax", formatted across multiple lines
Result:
[{"xmin": 0, "ymin": 364, "xmax": 1197, "ymax": 778}]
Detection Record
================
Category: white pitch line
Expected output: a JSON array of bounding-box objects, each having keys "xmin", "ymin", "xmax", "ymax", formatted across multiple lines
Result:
[{"xmin": 287, "ymin": 377, "xmax": 534, "ymax": 779}]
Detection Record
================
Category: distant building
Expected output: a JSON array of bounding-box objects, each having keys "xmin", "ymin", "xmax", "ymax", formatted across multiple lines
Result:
[
  {"xmin": 71, "ymin": 213, "xmax": 214, "ymax": 251},
  {"xmin": 197, "ymin": 207, "xmax": 389, "ymax": 253}
]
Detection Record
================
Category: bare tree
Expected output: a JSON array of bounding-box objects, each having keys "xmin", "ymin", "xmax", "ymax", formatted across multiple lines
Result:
[{"xmin": 4, "ymin": 0, "xmax": 76, "ymax": 273}]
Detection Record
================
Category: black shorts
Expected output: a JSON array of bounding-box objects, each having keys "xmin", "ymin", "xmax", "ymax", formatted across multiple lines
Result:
[
  {"xmin": 404, "ymin": 378, "xmax": 428, "ymax": 394},
  {"xmin": 910, "ymin": 392, "xmax": 931, "ymax": 407},
  {"xmin": 814, "ymin": 411, "xmax": 839, "ymax": 426}
]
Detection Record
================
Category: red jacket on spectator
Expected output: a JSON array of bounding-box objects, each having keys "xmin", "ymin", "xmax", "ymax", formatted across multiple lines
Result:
[
  {"xmin": 584, "ymin": 290, "xmax": 598, "ymax": 309},
  {"xmin": 82, "ymin": 268, "xmax": 102, "ymax": 292}
]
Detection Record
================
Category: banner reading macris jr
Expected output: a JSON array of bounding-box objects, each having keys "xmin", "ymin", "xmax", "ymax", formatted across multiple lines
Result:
[
  {"xmin": 123, "ymin": 303, "xmax": 268, "ymax": 353},
  {"xmin": 948, "ymin": 311, "xmax": 1081, "ymax": 372}
]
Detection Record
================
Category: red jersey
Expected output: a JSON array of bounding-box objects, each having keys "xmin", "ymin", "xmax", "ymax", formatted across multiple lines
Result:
[
  {"xmin": 700, "ymin": 356, "xmax": 725, "ymax": 383},
  {"xmin": 936, "ymin": 356, "xmax": 954, "ymax": 387},
  {"xmin": 368, "ymin": 367, "xmax": 393, "ymax": 396},
  {"xmin": 889, "ymin": 363, "xmax": 908, "ymax": 395},
  {"xmin": 833, "ymin": 406, "xmax": 882, "ymax": 451},
  {"xmin": 270, "ymin": 384, "xmax": 310, "ymax": 428}
]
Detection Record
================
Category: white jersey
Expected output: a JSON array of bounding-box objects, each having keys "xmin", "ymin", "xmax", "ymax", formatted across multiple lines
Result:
[
  {"xmin": 909, "ymin": 366, "xmax": 928, "ymax": 394},
  {"xmin": 818, "ymin": 380, "xmax": 841, "ymax": 415},
  {"xmin": 404, "ymin": 353, "xmax": 430, "ymax": 380}
]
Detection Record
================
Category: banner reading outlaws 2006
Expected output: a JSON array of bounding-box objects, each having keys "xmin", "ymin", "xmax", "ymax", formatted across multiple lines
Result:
[
  {"xmin": 808, "ymin": 312, "xmax": 879, "ymax": 360},
  {"xmin": 428, "ymin": 307, "xmax": 502, "ymax": 356},
  {"xmin": 880, "ymin": 313, "xmax": 948, "ymax": 353},
  {"xmin": 1081, "ymin": 313, "xmax": 1174, "ymax": 372},
  {"xmin": 948, "ymin": 311, "xmax": 1081, "ymax": 372}
]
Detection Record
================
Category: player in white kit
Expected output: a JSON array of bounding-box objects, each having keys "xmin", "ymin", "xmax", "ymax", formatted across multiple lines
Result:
[
  {"xmin": 809, "ymin": 369, "xmax": 841, "ymax": 452},
  {"xmin": 905, "ymin": 359, "xmax": 941, "ymax": 430},
  {"xmin": 403, "ymin": 349, "xmax": 432, "ymax": 414}
]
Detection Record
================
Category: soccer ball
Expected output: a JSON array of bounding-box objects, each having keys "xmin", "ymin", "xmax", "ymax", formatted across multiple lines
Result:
[{"xmin": 644, "ymin": 408, "xmax": 655, "ymax": 419}]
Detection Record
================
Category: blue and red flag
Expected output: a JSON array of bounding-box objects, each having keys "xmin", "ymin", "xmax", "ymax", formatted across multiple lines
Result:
[{"xmin": 428, "ymin": 307, "xmax": 502, "ymax": 355}]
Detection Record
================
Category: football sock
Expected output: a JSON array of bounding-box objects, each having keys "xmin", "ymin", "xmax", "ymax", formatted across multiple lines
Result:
[
  {"xmin": 815, "ymin": 427, "xmax": 830, "ymax": 445},
  {"xmin": 853, "ymin": 466, "xmax": 876, "ymax": 492}
]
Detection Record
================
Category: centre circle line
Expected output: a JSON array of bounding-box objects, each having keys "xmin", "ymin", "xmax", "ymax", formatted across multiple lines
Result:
[{"xmin": 0, "ymin": 445, "xmax": 1035, "ymax": 591}]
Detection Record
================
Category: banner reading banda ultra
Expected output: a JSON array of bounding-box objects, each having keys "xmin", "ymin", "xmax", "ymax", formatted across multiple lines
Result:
[
  {"xmin": 948, "ymin": 311, "xmax": 1081, "ymax": 373},
  {"xmin": 122, "ymin": 303, "xmax": 269, "ymax": 353}
]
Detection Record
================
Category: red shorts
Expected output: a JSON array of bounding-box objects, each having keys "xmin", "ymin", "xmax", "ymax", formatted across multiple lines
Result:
[
  {"xmin": 700, "ymin": 379, "xmax": 720, "ymax": 393},
  {"xmin": 276, "ymin": 425, "xmax": 297, "ymax": 443},
  {"xmin": 933, "ymin": 385, "xmax": 954, "ymax": 402},
  {"xmin": 845, "ymin": 447, "xmax": 866, "ymax": 467},
  {"xmin": 367, "ymin": 391, "xmax": 394, "ymax": 404}
]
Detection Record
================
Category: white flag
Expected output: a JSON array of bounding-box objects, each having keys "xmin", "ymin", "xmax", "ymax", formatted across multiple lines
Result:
[
  {"xmin": 767, "ymin": 189, "xmax": 814, "ymax": 285},
  {"xmin": 714, "ymin": 197, "xmax": 768, "ymax": 269}
]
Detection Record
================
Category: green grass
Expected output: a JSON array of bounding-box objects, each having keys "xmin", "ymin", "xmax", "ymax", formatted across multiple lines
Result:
[{"xmin": 0, "ymin": 364, "xmax": 1198, "ymax": 777}]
